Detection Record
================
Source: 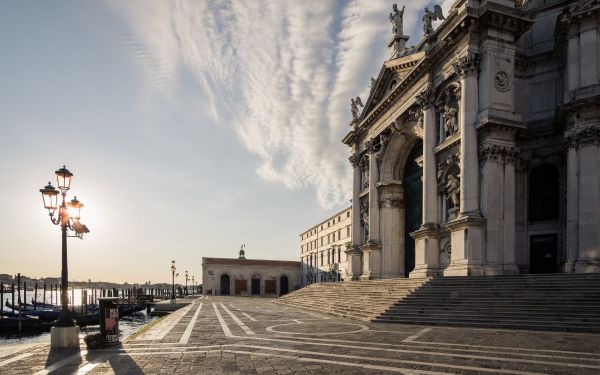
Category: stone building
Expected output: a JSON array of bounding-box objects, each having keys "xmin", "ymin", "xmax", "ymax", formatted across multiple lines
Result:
[
  {"xmin": 299, "ymin": 207, "xmax": 352, "ymax": 285},
  {"xmin": 202, "ymin": 256, "xmax": 301, "ymax": 296},
  {"xmin": 342, "ymin": 0, "xmax": 600, "ymax": 279}
]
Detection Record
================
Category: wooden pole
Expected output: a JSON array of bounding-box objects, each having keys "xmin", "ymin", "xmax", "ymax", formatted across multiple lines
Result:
[
  {"xmin": 34, "ymin": 283, "xmax": 38, "ymax": 311},
  {"xmin": 43, "ymin": 284, "xmax": 47, "ymax": 305}
]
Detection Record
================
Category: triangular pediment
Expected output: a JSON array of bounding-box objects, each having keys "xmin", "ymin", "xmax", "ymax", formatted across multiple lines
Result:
[{"xmin": 361, "ymin": 51, "xmax": 426, "ymax": 120}]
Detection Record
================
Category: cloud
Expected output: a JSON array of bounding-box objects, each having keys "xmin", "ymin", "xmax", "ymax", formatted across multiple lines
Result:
[{"xmin": 107, "ymin": 0, "xmax": 434, "ymax": 209}]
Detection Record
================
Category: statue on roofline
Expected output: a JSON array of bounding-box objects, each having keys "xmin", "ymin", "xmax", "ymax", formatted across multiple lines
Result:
[
  {"xmin": 389, "ymin": 4, "xmax": 406, "ymax": 37},
  {"xmin": 351, "ymin": 96, "xmax": 364, "ymax": 120},
  {"xmin": 422, "ymin": 5, "xmax": 445, "ymax": 36}
]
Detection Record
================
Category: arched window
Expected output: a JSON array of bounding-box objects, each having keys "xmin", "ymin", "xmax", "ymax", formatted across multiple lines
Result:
[{"xmin": 529, "ymin": 165, "xmax": 559, "ymax": 222}]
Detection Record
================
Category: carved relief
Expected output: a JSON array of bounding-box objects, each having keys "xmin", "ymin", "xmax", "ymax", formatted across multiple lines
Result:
[
  {"xmin": 453, "ymin": 52, "xmax": 480, "ymax": 77},
  {"xmin": 494, "ymin": 71, "xmax": 510, "ymax": 92},
  {"xmin": 348, "ymin": 153, "xmax": 360, "ymax": 168},
  {"xmin": 360, "ymin": 199, "xmax": 369, "ymax": 242},
  {"xmin": 564, "ymin": 112, "xmax": 600, "ymax": 149},
  {"xmin": 378, "ymin": 192, "xmax": 403, "ymax": 209},
  {"xmin": 478, "ymin": 144, "xmax": 519, "ymax": 164}
]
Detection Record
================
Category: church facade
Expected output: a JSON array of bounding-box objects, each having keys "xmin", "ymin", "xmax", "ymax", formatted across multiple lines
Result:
[{"xmin": 342, "ymin": 0, "xmax": 600, "ymax": 279}]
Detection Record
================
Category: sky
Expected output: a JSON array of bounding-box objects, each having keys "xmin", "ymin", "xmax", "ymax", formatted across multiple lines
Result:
[{"xmin": 0, "ymin": 0, "xmax": 445, "ymax": 284}]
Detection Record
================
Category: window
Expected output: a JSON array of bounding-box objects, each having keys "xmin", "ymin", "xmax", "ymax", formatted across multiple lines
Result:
[
  {"xmin": 347, "ymin": 226, "xmax": 350, "ymax": 237},
  {"xmin": 327, "ymin": 251, "xmax": 330, "ymax": 264},
  {"xmin": 328, "ymin": 234, "xmax": 331, "ymax": 244},
  {"xmin": 338, "ymin": 229, "xmax": 341, "ymax": 239},
  {"xmin": 331, "ymin": 249, "xmax": 335, "ymax": 263},
  {"xmin": 338, "ymin": 248, "xmax": 341, "ymax": 261},
  {"xmin": 332, "ymin": 233, "xmax": 335, "ymax": 242},
  {"xmin": 321, "ymin": 252, "xmax": 324, "ymax": 265},
  {"xmin": 320, "ymin": 238, "xmax": 323, "ymax": 246},
  {"xmin": 347, "ymin": 211, "xmax": 350, "ymax": 218},
  {"xmin": 328, "ymin": 222, "xmax": 331, "ymax": 227},
  {"xmin": 529, "ymin": 165, "xmax": 559, "ymax": 221}
]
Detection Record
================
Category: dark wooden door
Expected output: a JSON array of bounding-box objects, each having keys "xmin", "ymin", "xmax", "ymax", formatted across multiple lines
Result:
[
  {"xmin": 251, "ymin": 278, "xmax": 260, "ymax": 295},
  {"xmin": 220, "ymin": 275, "xmax": 230, "ymax": 295},
  {"xmin": 530, "ymin": 234, "xmax": 558, "ymax": 273},
  {"xmin": 280, "ymin": 276, "xmax": 289, "ymax": 295}
]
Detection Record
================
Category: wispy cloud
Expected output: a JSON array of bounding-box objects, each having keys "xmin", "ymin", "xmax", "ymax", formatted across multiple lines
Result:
[{"xmin": 107, "ymin": 0, "xmax": 433, "ymax": 209}]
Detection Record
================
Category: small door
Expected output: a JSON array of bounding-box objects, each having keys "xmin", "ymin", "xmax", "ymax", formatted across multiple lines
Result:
[
  {"xmin": 280, "ymin": 275, "xmax": 289, "ymax": 295},
  {"xmin": 530, "ymin": 234, "xmax": 558, "ymax": 273},
  {"xmin": 251, "ymin": 278, "xmax": 261, "ymax": 295},
  {"xmin": 220, "ymin": 274, "xmax": 230, "ymax": 295}
]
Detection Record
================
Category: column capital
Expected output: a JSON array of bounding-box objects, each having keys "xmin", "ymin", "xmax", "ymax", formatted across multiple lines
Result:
[
  {"xmin": 453, "ymin": 52, "xmax": 480, "ymax": 77},
  {"xmin": 348, "ymin": 153, "xmax": 360, "ymax": 167},
  {"xmin": 564, "ymin": 125, "xmax": 600, "ymax": 149}
]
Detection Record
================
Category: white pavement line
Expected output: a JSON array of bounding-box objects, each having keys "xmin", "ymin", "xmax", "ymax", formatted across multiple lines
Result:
[
  {"xmin": 241, "ymin": 312, "xmax": 257, "ymax": 322},
  {"xmin": 34, "ymin": 350, "xmax": 88, "ymax": 375},
  {"xmin": 267, "ymin": 333, "xmax": 600, "ymax": 363},
  {"xmin": 213, "ymin": 303, "xmax": 233, "ymax": 337},
  {"xmin": 403, "ymin": 327, "xmax": 432, "ymax": 342},
  {"xmin": 76, "ymin": 355, "xmax": 109, "ymax": 375},
  {"xmin": 179, "ymin": 303, "xmax": 203, "ymax": 344},
  {"xmin": 232, "ymin": 335, "xmax": 600, "ymax": 370},
  {"xmin": 220, "ymin": 303, "xmax": 254, "ymax": 335},
  {"xmin": 0, "ymin": 352, "xmax": 33, "ymax": 367},
  {"xmin": 154, "ymin": 303, "xmax": 195, "ymax": 341},
  {"xmin": 231, "ymin": 345, "xmax": 546, "ymax": 375}
]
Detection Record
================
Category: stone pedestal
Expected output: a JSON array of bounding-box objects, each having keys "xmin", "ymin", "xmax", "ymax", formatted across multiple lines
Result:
[
  {"xmin": 361, "ymin": 241, "xmax": 382, "ymax": 280},
  {"xmin": 410, "ymin": 224, "xmax": 441, "ymax": 277},
  {"xmin": 444, "ymin": 215, "xmax": 486, "ymax": 276},
  {"xmin": 50, "ymin": 326, "xmax": 80, "ymax": 349},
  {"xmin": 345, "ymin": 246, "xmax": 363, "ymax": 281},
  {"xmin": 388, "ymin": 34, "xmax": 409, "ymax": 58}
]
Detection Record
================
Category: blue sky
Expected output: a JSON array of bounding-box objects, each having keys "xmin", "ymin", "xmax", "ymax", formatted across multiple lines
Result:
[{"xmin": 0, "ymin": 0, "xmax": 440, "ymax": 284}]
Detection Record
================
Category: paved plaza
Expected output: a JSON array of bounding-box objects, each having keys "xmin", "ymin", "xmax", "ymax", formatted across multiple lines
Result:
[{"xmin": 1, "ymin": 296, "xmax": 600, "ymax": 374}]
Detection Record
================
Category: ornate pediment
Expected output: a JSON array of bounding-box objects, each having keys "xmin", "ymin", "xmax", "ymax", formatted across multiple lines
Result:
[{"xmin": 361, "ymin": 52, "xmax": 426, "ymax": 122}]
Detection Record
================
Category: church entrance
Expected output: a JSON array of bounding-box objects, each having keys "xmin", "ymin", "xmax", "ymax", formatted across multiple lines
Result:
[
  {"xmin": 530, "ymin": 234, "xmax": 558, "ymax": 273},
  {"xmin": 220, "ymin": 274, "xmax": 230, "ymax": 295},
  {"xmin": 403, "ymin": 142, "xmax": 423, "ymax": 276}
]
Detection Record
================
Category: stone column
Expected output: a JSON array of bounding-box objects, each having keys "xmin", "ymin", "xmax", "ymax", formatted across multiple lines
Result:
[
  {"xmin": 444, "ymin": 53, "xmax": 486, "ymax": 276},
  {"xmin": 411, "ymin": 87, "xmax": 441, "ymax": 278},
  {"xmin": 361, "ymin": 143, "xmax": 383, "ymax": 279},
  {"xmin": 346, "ymin": 153, "xmax": 363, "ymax": 280},
  {"xmin": 564, "ymin": 145, "xmax": 579, "ymax": 273},
  {"xmin": 378, "ymin": 181, "xmax": 404, "ymax": 278}
]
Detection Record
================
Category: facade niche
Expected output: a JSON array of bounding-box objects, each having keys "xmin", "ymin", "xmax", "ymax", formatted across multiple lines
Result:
[{"xmin": 435, "ymin": 83, "xmax": 461, "ymax": 144}]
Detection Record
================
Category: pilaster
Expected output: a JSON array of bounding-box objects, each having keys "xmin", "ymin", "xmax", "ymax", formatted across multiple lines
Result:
[{"xmin": 378, "ymin": 181, "xmax": 405, "ymax": 278}]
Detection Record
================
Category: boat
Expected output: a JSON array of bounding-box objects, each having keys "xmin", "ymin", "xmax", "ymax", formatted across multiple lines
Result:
[{"xmin": 0, "ymin": 315, "xmax": 53, "ymax": 332}]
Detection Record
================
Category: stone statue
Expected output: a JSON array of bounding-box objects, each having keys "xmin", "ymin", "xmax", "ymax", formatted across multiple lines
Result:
[
  {"xmin": 370, "ymin": 77, "xmax": 377, "ymax": 88},
  {"xmin": 360, "ymin": 200, "xmax": 369, "ymax": 239},
  {"xmin": 446, "ymin": 174, "xmax": 460, "ymax": 208},
  {"xmin": 361, "ymin": 163, "xmax": 370, "ymax": 190},
  {"xmin": 443, "ymin": 104, "xmax": 458, "ymax": 137},
  {"xmin": 389, "ymin": 4, "xmax": 406, "ymax": 37},
  {"xmin": 351, "ymin": 96, "xmax": 364, "ymax": 119},
  {"xmin": 422, "ymin": 5, "xmax": 445, "ymax": 35}
]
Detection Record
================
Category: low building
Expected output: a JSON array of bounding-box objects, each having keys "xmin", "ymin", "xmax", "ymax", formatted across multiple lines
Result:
[
  {"xmin": 202, "ymin": 257, "xmax": 301, "ymax": 296},
  {"xmin": 299, "ymin": 207, "xmax": 352, "ymax": 285}
]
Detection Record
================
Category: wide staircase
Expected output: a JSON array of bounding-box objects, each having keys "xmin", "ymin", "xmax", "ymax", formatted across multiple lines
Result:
[
  {"xmin": 275, "ymin": 278, "xmax": 429, "ymax": 321},
  {"xmin": 277, "ymin": 273, "xmax": 600, "ymax": 332}
]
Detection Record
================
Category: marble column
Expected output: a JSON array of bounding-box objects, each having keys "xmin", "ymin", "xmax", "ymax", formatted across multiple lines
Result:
[
  {"xmin": 346, "ymin": 153, "xmax": 363, "ymax": 280},
  {"xmin": 411, "ymin": 89, "xmax": 441, "ymax": 278},
  {"xmin": 378, "ymin": 181, "xmax": 404, "ymax": 278},
  {"xmin": 362, "ymin": 144, "xmax": 382, "ymax": 279},
  {"xmin": 564, "ymin": 146, "xmax": 579, "ymax": 273},
  {"xmin": 444, "ymin": 53, "xmax": 486, "ymax": 276}
]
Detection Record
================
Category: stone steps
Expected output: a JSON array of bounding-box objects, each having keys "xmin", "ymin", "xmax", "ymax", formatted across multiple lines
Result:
[{"xmin": 276, "ymin": 273, "xmax": 600, "ymax": 332}]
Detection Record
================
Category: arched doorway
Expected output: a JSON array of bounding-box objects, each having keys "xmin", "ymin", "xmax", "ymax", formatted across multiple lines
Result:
[
  {"xmin": 220, "ymin": 274, "xmax": 230, "ymax": 295},
  {"xmin": 280, "ymin": 275, "xmax": 289, "ymax": 295},
  {"xmin": 251, "ymin": 275, "xmax": 261, "ymax": 295},
  {"xmin": 403, "ymin": 142, "xmax": 423, "ymax": 276}
]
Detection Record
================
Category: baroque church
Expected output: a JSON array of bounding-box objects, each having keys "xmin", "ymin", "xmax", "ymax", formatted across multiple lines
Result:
[{"xmin": 342, "ymin": 0, "xmax": 600, "ymax": 279}]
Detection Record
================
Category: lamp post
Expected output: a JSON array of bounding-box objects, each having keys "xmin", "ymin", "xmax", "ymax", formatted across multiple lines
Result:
[
  {"xmin": 191, "ymin": 275, "xmax": 195, "ymax": 295},
  {"xmin": 170, "ymin": 261, "xmax": 176, "ymax": 301},
  {"xmin": 39, "ymin": 165, "xmax": 90, "ymax": 348},
  {"xmin": 185, "ymin": 271, "xmax": 189, "ymax": 296}
]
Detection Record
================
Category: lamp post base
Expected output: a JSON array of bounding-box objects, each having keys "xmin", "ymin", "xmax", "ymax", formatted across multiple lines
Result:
[{"xmin": 50, "ymin": 326, "xmax": 80, "ymax": 349}]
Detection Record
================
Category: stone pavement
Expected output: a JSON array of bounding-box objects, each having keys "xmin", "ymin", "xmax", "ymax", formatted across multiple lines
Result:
[{"xmin": 1, "ymin": 296, "xmax": 600, "ymax": 374}]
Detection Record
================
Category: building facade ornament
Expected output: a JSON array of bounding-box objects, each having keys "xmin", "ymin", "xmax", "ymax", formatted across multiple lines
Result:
[
  {"xmin": 422, "ymin": 5, "xmax": 445, "ymax": 36},
  {"xmin": 442, "ymin": 104, "xmax": 459, "ymax": 137},
  {"xmin": 360, "ymin": 199, "xmax": 369, "ymax": 241},
  {"xmin": 565, "ymin": 125, "xmax": 600, "ymax": 149},
  {"xmin": 494, "ymin": 71, "xmax": 511, "ymax": 92},
  {"xmin": 478, "ymin": 144, "xmax": 519, "ymax": 164},
  {"xmin": 351, "ymin": 96, "xmax": 364, "ymax": 120},
  {"xmin": 378, "ymin": 192, "xmax": 403, "ymax": 208},
  {"xmin": 453, "ymin": 52, "xmax": 480, "ymax": 77},
  {"xmin": 445, "ymin": 173, "xmax": 460, "ymax": 209},
  {"xmin": 348, "ymin": 153, "xmax": 360, "ymax": 167}
]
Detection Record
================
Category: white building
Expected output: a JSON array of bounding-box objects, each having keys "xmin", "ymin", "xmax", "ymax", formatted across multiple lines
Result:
[
  {"xmin": 300, "ymin": 207, "xmax": 352, "ymax": 285},
  {"xmin": 342, "ymin": 0, "xmax": 600, "ymax": 279},
  {"xmin": 202, "ymin": 257, "xmax": 301, "ymax": 296}
]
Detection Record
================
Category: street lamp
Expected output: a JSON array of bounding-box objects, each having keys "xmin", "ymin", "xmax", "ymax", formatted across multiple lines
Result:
[
  {"xmin": 39, "ymin": 165, "xmax": 90, "ymax": 348},
  {"xmin": 170, "ymin": 260, "xmax": 176, "ymax": 300},
  {"xmin": 185, "ymin": 270, "xmax": 189, "ymax": 296}
]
